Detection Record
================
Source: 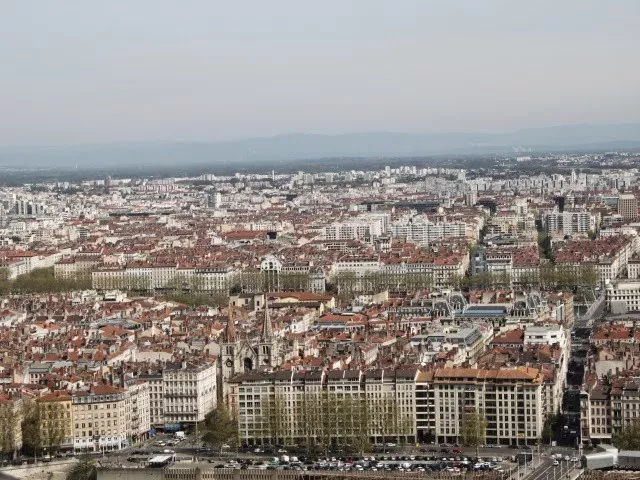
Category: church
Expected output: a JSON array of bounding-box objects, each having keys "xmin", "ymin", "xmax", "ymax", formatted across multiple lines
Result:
[{"xmin": 219, "ymin": 302, "xmax": 282, "ymax": 404}]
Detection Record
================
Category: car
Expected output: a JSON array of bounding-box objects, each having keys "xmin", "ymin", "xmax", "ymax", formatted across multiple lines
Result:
[
  {"xmin": 553, "ymin": 460, "xmax": 559, "ymax": 466},
  {"xmin": 452, "ymin": 449, "xmax": 462, "ymax": 454},
  {"xmin": 571, "ymin": 456, "xmax": 579, "ymax": 462}
]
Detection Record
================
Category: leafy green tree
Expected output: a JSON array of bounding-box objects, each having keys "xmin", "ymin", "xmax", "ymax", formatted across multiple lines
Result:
[
  {"xmin": 20, "ymin": 400, "xmax": 42, "ymax": 456},
  {"xmin": 10, "ymin": 267, "xmax": 91, "ymax": 294},
  {"xmin": 162, "ymin": 292, "xmax": 228, "ymax": 307},
  {"xmin": 0, "ymin": 404, "xmax": 20, "ymax": 460},
  {"xmin": 541, "ymin": 414, "xmax": 558, "ymax": 445},
  {"xmin": 613, "ymin": 421, "xmax": 640, "ymax": 450},
  {"xmin": 201, "ymin": 404, "xmax": 238, "ymax": 451},
  {"xmin": 40, "ymin": 403, "xmax": 67, "ymax": 455},
  {"xmin": 460, "ymin": 411, "xmax": 487, "ymax": 457},
  {"xmin": 66, "ymin": 453, "xmax": 97, "ymax": 480}
]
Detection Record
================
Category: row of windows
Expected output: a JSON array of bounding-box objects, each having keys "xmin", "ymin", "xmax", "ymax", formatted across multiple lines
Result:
[
  {"xmin": 75, "ymin": 403, "xmax": 120, "ymax": 410},
  {"xmin": 75, "ymin": 420, "xmax": 118, "ymax": 429}
]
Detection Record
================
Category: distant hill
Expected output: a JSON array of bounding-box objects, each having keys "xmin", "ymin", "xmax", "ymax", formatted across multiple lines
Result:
[{"xmin": 1, "ymin": 123, "xmax": 640, "ymax": 169}]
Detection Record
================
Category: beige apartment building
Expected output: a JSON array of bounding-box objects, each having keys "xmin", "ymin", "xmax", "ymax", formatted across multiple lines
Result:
[
  {"xmin": 231, "ymin": 366, "xmax": 545, "ymax": 447},
  {"xmin": 72, "ymin": 385, "xmax": 128, "ymax": 452},
  {"xmin": 231, "ymin": 368, "xmax": 418, "ymax": 446},
  {"xmin": 425, "ymin": 367, "xmax": 544, "ymax": 446}
]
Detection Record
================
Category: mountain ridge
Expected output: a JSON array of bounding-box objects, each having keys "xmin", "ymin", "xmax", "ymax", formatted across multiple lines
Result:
[{"xmin": 2, "ymin": 123, "xmax": 640, "ymax": 168}]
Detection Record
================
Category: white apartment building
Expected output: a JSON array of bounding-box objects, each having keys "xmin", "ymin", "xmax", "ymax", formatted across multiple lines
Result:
[
  {"xmin": 162, "ymin": 362, "xmax": 217, "ymax": 427},
  {"xmin": 606, "ymin": 279, "xmax": 640, "ymax": 312},
  {"xmin": 389, "ymin": 217, "xmax": 469, "ymax": 245},
  {"xmin": 524, "ymin": 324, "xmax": 570, "ymax": 392},
  {"xmin": 524, "ymin": 325, "xmax": 567, "ymax": 348},
  {"xmin": 543, "ymin": 211, "xmax": 593, "ymax": 235},
  {"xmin": 124, "ymin": 380, "xmax": 151, "ymax": 442},
  {"xmin": 138, "ymin": 372, "xmax": 164, "ymax": 429},
  {"xmin": 331, "ymin": 256, "xmax": 381, "ymax": 278},
  {"xmin": 91, "ymin": 263, "xmax": 235, "ymax": 292},
  {"xmin": 137, "ymin": 362, "xmax": 217, "ymax": 430},
  {"xmin": 324, "ymin": 215, "xmax": 388, "ymax": 243}
]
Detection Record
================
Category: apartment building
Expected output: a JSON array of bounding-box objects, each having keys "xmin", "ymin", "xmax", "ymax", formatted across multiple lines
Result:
[
  {"xmin": 580, "ymin": 377, "xmax": 640, "ymax": 446},
  {"xmin": 231, "ymin": 366, "xmax": 545, "ymax": 447},
  {"xmin": 54, "ymin": 255, "xmax": 101, "ymax": 280},
  {"xmin": 91, "ymin": 263, "xmax": 235, "ymax": 292},
  {"xmin": 138, "ymin": 372, "xmax": 165, "ymax": 429},
  {"xmin": 606, "ymin": 279, "xmax": 640, "ymax": 312},
  {"xmin": 162, "ymin": 362, "xmax": 217, "ymax": 427},
  {"xmin": 610, "ymin": 378, "xmax": 640, "ymax": 436},
  {"xmin": 580, "ymin": 382, "xmax": 612, "ymax": 444},
  {"xmin": 555, "ymin": 236, "xmax": 638, "ymax": 285},
  {"xmin": 618, "ymin": 194, "xmax": 638, "ymax": 219},
  {"xmin": 37, "ymin": 391, "xmax": 74, "ymax": 451},
  {"xmin": 231, "ymin": 368, "xmax": 418, "ymax": 446},
  {"xmin": 543, "ymin": 211, "xmax": 592, "ymax": 235},
  {"xmin": 417, "ymin": 367, "xmax": 544, "ymax": 446},
  {"xmin": 124, "ymin": 380, "xmax": 151, "ymax": 443},
  {"xmin": 389, "ymin": 217, "xmax": 469, "ymax": 245},
  {"xmin": 323, "ymin": 215, "xmax": 388, "ymax": 243},
  {"xmin": 72, "ymin": 385, "xmax": 128, "ymax": 452}
]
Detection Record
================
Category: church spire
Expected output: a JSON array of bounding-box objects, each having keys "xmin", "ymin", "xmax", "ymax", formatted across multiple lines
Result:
[
  {"xmin": 225, "ymin": 302, "xmax": 236, "ymax": 343},
  {"xmin": 261, "ymin": 296, "xmax": 273, "ymax": 341}
]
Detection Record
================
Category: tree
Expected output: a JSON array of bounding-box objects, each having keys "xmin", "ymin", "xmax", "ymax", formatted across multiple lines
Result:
[
  {"xmin": 263, "ymin": 393, "xmax": 288, "ymax": 447},
  {"xmin": 21, "ymin": 400, "xmax": 42, "ymax": 457},
  {"xmin": 460, "ymin": 411, "xmax": 487, "ymax": 457},
  {"xmin": 541, "ymin": 414, "xmax": 558, "ymax": 445},
  {"xmin": 0, "ymin": 403, "xmax": 20, "ymax": 460},
  {"xmin": 40, "ymin": 403, "xmax": 67, "ymax": 455},
  {"xmin": 201, "ymin": 404, "xmax": 238, "ymax": 451},
  {"xmin": 612, "ymin": 421, "xmax": 640, "ymax": 450},
  {"xmin": 66, "ymin": 453, "xmax": 97, "ymax": 480}
]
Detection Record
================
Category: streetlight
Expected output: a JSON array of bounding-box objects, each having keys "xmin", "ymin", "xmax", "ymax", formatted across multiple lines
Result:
[{"xmin": 194, "ymin": 407, "xmax": 199, "ymax": 442}]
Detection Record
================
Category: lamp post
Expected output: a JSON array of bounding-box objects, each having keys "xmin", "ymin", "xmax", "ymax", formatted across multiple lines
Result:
[{"xmin": 194, "ymin": 407, "xmax": 199, "ymax": 442}]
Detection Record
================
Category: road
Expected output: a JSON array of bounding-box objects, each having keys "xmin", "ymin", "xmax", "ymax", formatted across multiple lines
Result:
[
  {"xmin": 524, "ymin": 458, "xmax": 578, "ymax": 480},
  {"xmin": 96, "ymin": 435, "xmax": 580, "ymax": 471}
]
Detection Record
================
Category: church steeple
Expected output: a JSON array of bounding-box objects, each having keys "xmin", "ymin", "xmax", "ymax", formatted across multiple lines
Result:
[
  {"xmin": 261, "ymin": 299, "xmax": 273, "ymax": 341},
  {"xmin": 224, "ymin": 302, "xmax": 236, "ymax": 343}
]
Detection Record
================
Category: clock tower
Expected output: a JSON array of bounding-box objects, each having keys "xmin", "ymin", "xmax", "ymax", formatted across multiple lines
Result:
[{"xmin": 220, "ymin": 305, "xmax": 242, "ymax": 398}]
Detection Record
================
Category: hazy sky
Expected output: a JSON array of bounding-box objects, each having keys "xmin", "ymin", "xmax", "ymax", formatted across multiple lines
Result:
[{"xmin": 1, "ymin": 0, "xmax": 639, "ymax": 146}]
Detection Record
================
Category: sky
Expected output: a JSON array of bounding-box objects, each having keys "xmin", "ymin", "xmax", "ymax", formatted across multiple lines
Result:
[{"xmin": 1, "ymin": 0, "xmax": 639, "ymax": 147}]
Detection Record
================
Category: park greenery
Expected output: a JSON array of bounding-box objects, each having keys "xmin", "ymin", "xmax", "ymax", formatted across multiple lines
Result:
[{"xmin": 0, "ymin": 267, "xmax": 91, "ymax": 295}]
